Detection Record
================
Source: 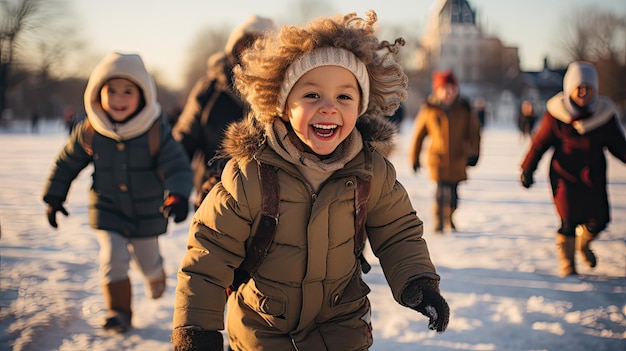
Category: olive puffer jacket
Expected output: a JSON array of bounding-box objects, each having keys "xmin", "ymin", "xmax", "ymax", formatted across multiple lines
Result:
[
  {"xmin": 173, "ymin": 114, "xmax": 439, "ymax": 350},
  {"xmin": 409, "ymin": 96, "xmax": 481, "ymax": 182}
]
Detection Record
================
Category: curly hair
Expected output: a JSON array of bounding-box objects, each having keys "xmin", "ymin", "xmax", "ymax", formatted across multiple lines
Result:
[{"xmin": 233, "ymin": 10, "xmax": 408, "ymax": 125}]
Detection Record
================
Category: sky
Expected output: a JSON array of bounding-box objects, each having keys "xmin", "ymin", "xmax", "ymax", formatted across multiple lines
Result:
[
  {"xmin": 1, "ymin": 118, "xmax": 625, "ymax": 350},
  {"xmin": 70, "ymin": 0, "xmax": 626, "ymax": 90}
]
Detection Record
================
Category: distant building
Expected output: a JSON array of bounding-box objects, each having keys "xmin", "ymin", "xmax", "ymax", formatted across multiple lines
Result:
[
  {"xmin": 416, "ymin": 0, "xmax": 520, "ymax": 88},
  {"xmin": 519, "ymin": 58, "xmax": 566, "ymax": 111},
  {"xmin": 413, "ymin": 0, "xmax": 565, "ymax": 125}
]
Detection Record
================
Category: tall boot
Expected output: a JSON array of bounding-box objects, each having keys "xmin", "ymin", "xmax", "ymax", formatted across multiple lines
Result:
[
  {"xmin": 576, "ymin": 225, "xmax": 597, "ymax": 268},
  {"xmin": 433, "ymin": 202, "xmax": 444, "ymax": 233},
  {"xmin": 447, "ymin": 206, "xmax": 457, "ymax": 231},
  {"xmin": 555, "ymin": 235, "xmax": 577, "ymax": 277},
  {"xmin": 145, "ymin": 269, "xmax": 166, "ymax": 299},
  {"xmin": 102, "ymin": 278, "xmax": 132, "ymax": 333}
]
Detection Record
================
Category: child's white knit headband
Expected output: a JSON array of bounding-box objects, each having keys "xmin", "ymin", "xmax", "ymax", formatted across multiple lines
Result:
[{"xmin": 277, "ymin": 46, "xmax": 370, "ymax": 116}]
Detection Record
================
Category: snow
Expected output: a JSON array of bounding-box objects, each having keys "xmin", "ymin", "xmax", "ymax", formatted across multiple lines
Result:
[{"xmin": 1, "ymin": 119, "xmax": 625, "ymax": 351}]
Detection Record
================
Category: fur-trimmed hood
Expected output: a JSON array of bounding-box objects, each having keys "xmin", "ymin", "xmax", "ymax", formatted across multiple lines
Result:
[{"xmin": 221, "ymin": 114, "xmax": 398, "ymax": 165}]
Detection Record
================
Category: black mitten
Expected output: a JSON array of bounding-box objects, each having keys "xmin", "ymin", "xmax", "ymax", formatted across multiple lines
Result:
[
  {"xmin": 466, "ymin": 155, "xmax": 479, "ymax": 167},
  {"xmin": 520, "ymin": 171, "xmax": 534, "ymax": 189},
  {"xmin": 43, "ymin": 195, "xmax": 69, "ymax": 228},
  {"xmin": 401, "ymin": 278, "xmax": 450, "ymax": 333},
  {"xmin": 161, "ymin": 194, "xmax": 189, "ymax": 223},
  {"xmin": 171, "ymin": 327, "xmax": 223, "ymax": 351}
]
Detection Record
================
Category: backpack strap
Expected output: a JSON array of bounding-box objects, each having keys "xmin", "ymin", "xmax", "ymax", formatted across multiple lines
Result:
[
  {"xmin": 79, "ymin": 118, "xmax": 161, "ymax": 157},
  {"xmin": 147, "ymin": 120, "xmax": 161, "ymax": 157},
  {"xmin": 354, "ymin": 176, "xmax": 372, "ymax": 273},
  {"xmin": 227, "ymin": 161, "xmax": 373, "ymax": 296},
  {"xmin": 227, "ymin": 162, "xmax": 279, "ymax": 295}
]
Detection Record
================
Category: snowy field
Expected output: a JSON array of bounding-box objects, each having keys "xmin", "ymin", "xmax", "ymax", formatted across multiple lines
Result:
[{"xmin": 1, "ymin": 119, "xmax": 625, "ymax": 351}]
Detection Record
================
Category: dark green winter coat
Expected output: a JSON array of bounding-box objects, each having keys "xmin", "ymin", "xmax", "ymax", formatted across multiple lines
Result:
[{"xmin": 42, "ymin": 52, "xmax": 193, "ymax": 237}]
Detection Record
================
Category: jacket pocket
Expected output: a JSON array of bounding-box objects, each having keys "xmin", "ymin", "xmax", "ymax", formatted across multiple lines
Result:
[
  {"xmin": 239, "ymin": 279, "xmax": 288, "ymax": 330},
  {"xmin": 330, "ymin": 270, "xmax": 371, "ymax": 308}
]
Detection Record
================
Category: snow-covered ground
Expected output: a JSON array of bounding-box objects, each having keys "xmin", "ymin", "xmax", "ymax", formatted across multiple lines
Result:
[{"xmin": 1, "ymin": 119, "xmax": 625, "ymax": 351}]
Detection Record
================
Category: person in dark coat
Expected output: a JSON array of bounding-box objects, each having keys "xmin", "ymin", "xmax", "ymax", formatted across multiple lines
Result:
[
  {"xmin": 520, "ymin": 61, "xmax": 626, "ymax": 277},
  {"xmin": 172, "ymin": 15, "xmax": 275, "ymax": 209},
  {"xmin": 42, "ymin": 52, "xmax": 194, "ymax": 332}
]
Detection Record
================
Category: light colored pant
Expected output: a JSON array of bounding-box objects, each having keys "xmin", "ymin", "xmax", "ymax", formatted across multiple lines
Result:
[{"xmin": 95, "ymin": 230, "xmax": 163, "ymax": 284}]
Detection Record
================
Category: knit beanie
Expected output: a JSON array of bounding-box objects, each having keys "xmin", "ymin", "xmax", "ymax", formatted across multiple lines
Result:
[
  {"xmin": 563, "ymin": 61, "xmax": 598, "ymax": 114},
  {"xmin": 277, "ymin": 46, "xmax": 370, "ymax": 116},
  {"xmin": 224, "ymin": 15, "xmax": 275, "ymax": 60},
  {"xmin": 432, "ymin": 70, "xmax": 457, "ymax": 91}
]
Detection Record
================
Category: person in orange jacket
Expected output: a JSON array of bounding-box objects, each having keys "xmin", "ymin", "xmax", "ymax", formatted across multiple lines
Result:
[{"xmin": 409, "ymin": 70, "xmax": 481, "ymax": 233}]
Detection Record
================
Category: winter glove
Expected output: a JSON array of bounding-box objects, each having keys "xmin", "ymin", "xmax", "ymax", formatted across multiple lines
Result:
[
  {"xmin": 171, "ymin": 327, "xmax": 223, "ymax": 351},
  {"xmin": 520, "ymin": 171, "xmax": 534, "ymax": 189},
  {"xmin": 161, "ymin": 194, "xmax": 189, "ymax": 223},
  {"xmin": 44, "ymin": 196, "xmax": 69, "ymax": 228},
  {"xmin": 401, "ymin": 278, "xmax": 450, "ymax": 333},
  {"xmin": 412, "ymin": 162, "xmax": 420, "ymax": 173},
  {"xmin": 466, "ymin": 155, "xmax": 479, "ymax": 167}
]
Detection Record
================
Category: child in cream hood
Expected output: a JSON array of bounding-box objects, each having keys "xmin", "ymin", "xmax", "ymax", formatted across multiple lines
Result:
[{"xmin": 42, "ymin": 52, "xmax": 193, "ymax": 333}]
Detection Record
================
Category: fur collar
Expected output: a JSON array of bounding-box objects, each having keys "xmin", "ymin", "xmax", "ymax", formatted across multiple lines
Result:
[
  {"xmin": 221, "ymin": 114, "xmax": 398, "ymax": 165},
  {"xmin": 546, "ymin": 93, "xmax": 617, "ymax": 134}
]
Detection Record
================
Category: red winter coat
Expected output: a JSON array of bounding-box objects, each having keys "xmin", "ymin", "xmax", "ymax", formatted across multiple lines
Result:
[{"xmin": 521, "ymin": 94, "xmax": 626, "ymax": 232}]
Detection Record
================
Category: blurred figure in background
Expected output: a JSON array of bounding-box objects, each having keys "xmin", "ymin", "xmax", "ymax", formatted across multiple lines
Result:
[
  {"xmin": 172, "ymin": 15, "xmax": 275, "ymax": 209},
  {"xmin": 63, "ymin": 106, "xmax": 76, "ymax": 135},
  {"xmin": 517, "ymin": 99, "xmax": 538, "ymax": 139},
  {"xmin": 520, "ymin": 61, "xmax": 626, "ymax": 277},
  {"xmin": 30, "ymin": 111, "xmax": 39, "ymax": 134},
  {"xmin": 473, "ymin": 96, "xmax": 486, "ymax": 129},
  {"xmin": 410, "ymin": 70, "xmax": 481, "ymax": 234}
]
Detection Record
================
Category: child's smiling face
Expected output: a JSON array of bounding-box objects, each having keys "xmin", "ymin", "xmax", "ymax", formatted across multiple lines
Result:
[
  {"xmin": 100, "ymin": 78, "xmax": 141, "ymax": 122},
  {"xmin": 569, "ymin": 84, "xmax": 595, "ymax": 107},
  {"xmin": 283, "ymin": 65, "xmax": 361, "ymax": 156}
]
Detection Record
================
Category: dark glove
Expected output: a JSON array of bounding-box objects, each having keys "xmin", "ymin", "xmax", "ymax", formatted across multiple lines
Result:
[
  {"xmin": 412, "ymin": 162, "xmax": 420, "ymax": 173},
  {"xmin": 44, "ymin": 196, "xmax": 69, "ymax": 228},
  {"xmin": 171, "ymin": 327, "xmax": 223, "ymax": 351},
  {"xmin": 401, "ymin": 278, "xmax": 450, "ymax": 333},
  {"xmin": 161, "ymin": 194, "xmax": 189, "ymax": 223},
  {"xmin": 520, "ymin": 171, "xmax": 534, "ymax": 189},
  {"xmin": 466, "ymin": 155, "xmax": 479, "ymax": 167}
]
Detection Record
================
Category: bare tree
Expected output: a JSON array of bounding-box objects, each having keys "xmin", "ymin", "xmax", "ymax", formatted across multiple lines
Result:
[
  {"xmin": 560, "ymin": 7, "xmax": 626, "ymax": 110},
  {"xmin": 180, "ymin": 26, "xmax": 230, "ymax": 97},
  {"xmin": 0, "ymin": 0, "xmax": 76, "ymax": 115},
  {"xmin": 562, "ymin": 7, "xmax": 626, "ymax": 63}
]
